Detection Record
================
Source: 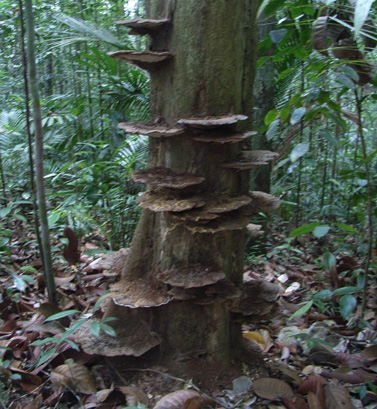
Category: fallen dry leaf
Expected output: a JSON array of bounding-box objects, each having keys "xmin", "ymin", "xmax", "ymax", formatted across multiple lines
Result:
[
  {"xmin": 51, "ymin": 362, "xmax": 97, "ymax": 394},
  {"xmin": 253, "ymin": 377, "xmax": 294, "ymax": 401},
  {"xmin": 324, "ymin": 383, "xmax": 355, "ymax": 409},
  {"xmin": 153, "ymin": 389, "xmax": 214, "ymax": 409}
]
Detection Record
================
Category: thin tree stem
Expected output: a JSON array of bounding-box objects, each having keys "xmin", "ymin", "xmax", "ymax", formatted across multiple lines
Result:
[
  {"xmin": 25, "ymin": 0, "xmax": 56, "ymax": 303},
  {"xmin": 355, "ymin": 90, "xmax": 373, "ymax": 318},
  {"xmin": 19, "ymin": 0, "xmax": 44, "ymax": 262}
]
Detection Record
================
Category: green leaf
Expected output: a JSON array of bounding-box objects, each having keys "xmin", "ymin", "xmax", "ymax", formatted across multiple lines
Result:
[
  {"xmin": 290, "ymin": 142, "xmax": 310, "ymax": 162},
  {"xmin": 313, "ymin": 226, "xmax": 330, "ymax": 239},
  {"xmin": 90, "ymin": 321, "xmax": 101, "ymax": 339},
  {"xmin": 265, "ymin": 109, "xmax": 279, "ymax": 125},
  {"xmin": 324, "ymin": 252, "xmax": 336, "ymax": 270},
  {"xmin": 334, "ymin": 223, "xmax": 359, "ymax": 234},
  {"xmin": 99, "ymin": 323, "xmax": 117, "ymax": 337},
  {"xmin": 335, "ymin": 73, "xmax": 355, "ymax": 89},
  {"xmin": 313, "ymin": 289, "xmax": 333, "ymax": 300},
  {"xmin": 257, "ymin": 56, "xmax": 272, "ymax": 69},
  {"xmin": 35, "ymin": 348, "xmax": 57, "ymax": 368},
  {"xmin": 339, "ymin": 295, "xmax": 357, "ymax": 320},
  {"xmin": 290, "ymin": 107, "xmax": 306, "ymax": 125},
  {"xmin": 320, "ymin": 128, "xmax": 338, "ymax": 146},
  {"xmin": 266, "ymin": 120, "xmax": 279, "ymax": 141},
  {"xmin": 289, "ymin": 300, "xmax": 313, "ymax": 320},
  {"xmin": 93, "ymin": 290, "xmax": 111, "ymax": 313},
  {"xmin": 289, "ymin": 223, "xmax": 322, "ymax": 238},
  {"xmin": 0, "ymin": 207, "xmax": 12, "ymax": 218},
  {"xmin": 270, "ymin": 29, "xmax": 288, "ymax": 44},
  {"xmin": 333, "ymin": 286, "xmax": 361, "ymax": 296},
  {"xmin": 44, "ymin": 310, "xmax": 80, "ymax": 322},
  {"xmin": 354, "ymin": 0, "xmax": 373, "ymax": 36}
]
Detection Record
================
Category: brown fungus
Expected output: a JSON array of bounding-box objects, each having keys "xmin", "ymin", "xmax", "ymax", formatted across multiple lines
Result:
[
  {"xmin": 115, "ymin": 18, "xmax": 169, "ymax": 36},
  {"xmin": 157, "ymin": 264, "xmax": 225, "ymax": 289},
  {"xmin": 243, "ymin": 191, "xmax": 280, "ymax": 216},
  {"xmin": 118, "ymin": 122, "xmax": 184, "ymax": 138},
  {"xmin": 184, "ymin": 214, "xmax": 249, "ymax": 234},
  {"xmin": 110, "ymin": 278, "xmax": 172, "ymax": 308},
  {"xmin": 76, "ymin": 301, "xmax": 160, "ymax": 357},
  {"xmin": 132, "ymin": 167, "xmax": 205, "ymax": 189},
  {"xmin": 178, "ymin": 114, "xmax": 248, "ymax": 129},
  {"xmin": 137, "ymin": 191, "xmax": 206, "ymax": 212},
  {"xmin": 107, "ymin": 50, "xmax": 172, "ymax": 71},
  {"xmin": 193, "ymin": 130, "xmax": 256, "ymax": 144},
  {"xmin": 223, "ymin": 150, "xmax": 279, "ymax": 170}
]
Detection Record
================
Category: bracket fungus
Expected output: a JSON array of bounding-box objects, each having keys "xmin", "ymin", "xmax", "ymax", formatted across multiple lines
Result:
[
  {"xmin": 243, "ymin": 191, "xmax": 280, "ymax": 216},
  {"xmin": 184, "ymin": 214, "xmax": 249, "ymax": 234},
  {"xmin": 110, "ymin": 278, "xmax": 172, "ymax": 308},
  {"xmin": 246, "ymin": 223, "xmax": 264, "ymax": 239},
  {"xmin": 230, "ymin": 280, "xmax": 281, "ymax": 319},
  {"xmin": 118, "ymin": 122, "xmax": 184, "ymax": 138},
  {"xmin": 132, "ymin": 167, "xmax": 205, "ymax": 189},
  {"xmin": 107, "ymin": 50, "xmax": 172, "ymax": 71},
  {"xmin": 137, "ymin": 191, "xmax": 206, "ymax": 212},
  {"xmin": 193, "ymin": 130, "xmax": 256, "ymax": 144},
  {"xmin": 76, "ymin": 301, "xmax": 160, "ymax": 357},
  {"xmin": 178, "ymin": 114, "xmax": 248, "ymax": 129},
  {"xmin": 157, "ymin": 264, "xmax": 225, "ymax": 289},
  {"xmin": 223, "ymin": 150, "xmax": 279, "ymax": 170},
  {"xmin": 115, "ymin": 18, "xmax": 170, "ymax": 36}
]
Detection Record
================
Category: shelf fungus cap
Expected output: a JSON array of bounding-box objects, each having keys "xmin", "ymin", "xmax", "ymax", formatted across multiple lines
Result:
[
  {"xmin": 137, "ymin": 191, "xmax": 206, "ymax": 212},
  {"xmin": 157, "ymin": 264, "xmax": 225, "ymax": 289},
  {"xmin": 110, "ymin": 278, "xmax": 172, "ymax": 308},
  {"xmin": 246, "ymin": 223, "xmax": 264, "ymax": 239},
  {"xmin": 223, "ymin": 150, "xmax": 279, "ymax": 170},
  {"xmin": 178, "ymin": 114, "xmax": 248, "ymax": 129},
  {"xmin": 193, "ymin": 130, "xmax": 256, "ymax": 144},
  {"xmin": 132, "ymin": 167, "xmax": 205, "ymax": 189},
  {"xmin": 115, "ymin": 18, "xmax": 169, "ymax": 35},
  {"xmin": 184, "ymin": 214, "xmax": 249, "ymax": 234},
  {"xmin": 205, "ymin": 195, "xmax": 251, "ymax": 214},
  {"xmin": 76, "ymin": 308, "xmax": 160, "ymax": 357},
  {"xmin": 107, "ymin": 50, "xmax": 172, "ymax": 71},
  {"xmin": 118, "ymin": 122, "xmax": 184, "ymax": 138},
  {"xmin": 243, "ymin": 191, "xmax": 280, "ymax": 216}
]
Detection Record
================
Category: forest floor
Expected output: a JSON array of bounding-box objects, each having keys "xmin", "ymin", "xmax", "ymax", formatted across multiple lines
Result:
[{"xmin": 0, "ymin": 226, "xmax": 376, "ymax": 409}]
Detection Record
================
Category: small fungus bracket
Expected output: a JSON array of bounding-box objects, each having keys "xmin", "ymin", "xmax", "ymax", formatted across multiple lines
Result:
[
  {"xmin": 132, "ymin": 167, "xmax": 205, "ymax": 189},
  {"xmin": 115, "ymin": 18, "xmax": 170, "ymax": 36},
  {"xmin": 137, "ymin": 191, "xmax": 206, "ymax": 212},
  {"xmin": 178, "ymin": 115, "xmax": 248, "ymax": 129},
  {"xmin": 107, "ymin": 50, "xmax": 172, "ymax": 71},
  {"xmin": 118, "ymin": 122, "xmax": 184, "ymax": 138},
  {"xmin": 193, "ymin": 130, "xmax": 256, "ymax": 144},
  {"xmin": 223, "ymin": 150, "xmax": 279, "ymax": 170},
  {"xmin": 243, "ymin": 191, "xmax": 280, "ymax": 217}
]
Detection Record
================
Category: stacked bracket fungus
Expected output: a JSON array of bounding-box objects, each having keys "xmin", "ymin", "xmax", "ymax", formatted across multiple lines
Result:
[{"xmin": 77, "ymin": 7, "xmax": 281, "ymax": 362}]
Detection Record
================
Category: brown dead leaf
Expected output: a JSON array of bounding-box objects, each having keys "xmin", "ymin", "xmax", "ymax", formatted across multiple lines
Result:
[
  {"xmin": 63, "ymin": 226, "xmax": 81, "ymax": 265},
  {"xmin": 253, "ymin": 377, "xmax": 294, "ymax": 401},
  {"xmin": 51, "ymin": 362, "xmax": 97, "ymax": 394},
  {"xmin": 281, "ymin": 395, "xmax": 309, "ymax": 409},
  {"xmin": 153, "ymin": 389, "xmax": 214, "ymax": 409},
  {"xmin": 119, "ymin": 386, "xmax": 149, "ymax": 406},
  {"xmin": 321, "ymin": 369, "xmax": 377, "ymax": 384},
  {"xmin": 307, "ymin": 391, "xmax": 323, "ymax": 409},
  {"xmin": 324, "ymin": 384, "xmax": 355, "ymax": 409},
  {"xmin": 296, "ymin": 376, "xmax": 327, "ymax": 394}
]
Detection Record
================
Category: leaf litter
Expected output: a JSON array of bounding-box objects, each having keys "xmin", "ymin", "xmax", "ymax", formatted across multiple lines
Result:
[{"xmin": 0, "ymin": 228, "xmax": 376, "ymax": 408}]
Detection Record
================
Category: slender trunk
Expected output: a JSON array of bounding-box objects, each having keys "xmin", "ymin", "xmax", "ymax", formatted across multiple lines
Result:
[
  {"xmin": 25, "ymin": 0, "xmax": 56, "ymax": 303},
  {"xmin": 19, "ymin": 0, "xmax": 44, "ymax": 262}
]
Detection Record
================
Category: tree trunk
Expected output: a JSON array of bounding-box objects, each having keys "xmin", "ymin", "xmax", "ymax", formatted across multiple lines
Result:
[{"xmin": 78, "ymin": 0, "xmax": 268, "ymax": 369}]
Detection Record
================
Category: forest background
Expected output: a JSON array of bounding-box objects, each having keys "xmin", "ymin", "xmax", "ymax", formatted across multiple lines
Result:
[{"xmin": 0, "ymin": 0, "xmax": 376, "ymax": 391}]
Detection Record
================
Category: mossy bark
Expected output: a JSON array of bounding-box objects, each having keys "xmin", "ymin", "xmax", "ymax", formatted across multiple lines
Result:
[{"xmin": 121, "ymin": 0, "xmax": 258, "ymax": 363}]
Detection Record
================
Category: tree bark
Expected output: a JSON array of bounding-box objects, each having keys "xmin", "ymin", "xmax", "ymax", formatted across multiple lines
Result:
[{"xmin": 80, "ymin": 0, "xmax": 259, "ymax": 367}]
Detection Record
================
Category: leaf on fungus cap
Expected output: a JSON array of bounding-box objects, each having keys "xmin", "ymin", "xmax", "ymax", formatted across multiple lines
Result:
[
  {"xmin": 157, "ymin": 264, "xmax": 225, "ymax": 288},
  {"xmin": 133, "ymin": 167, "xmax": 205, "ymax": 188}
]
